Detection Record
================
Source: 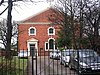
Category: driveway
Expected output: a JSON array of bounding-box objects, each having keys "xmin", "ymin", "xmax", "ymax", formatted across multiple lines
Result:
[{"xmin": 28, "ymin": 56, "xmax": 77, "ymax": 75}]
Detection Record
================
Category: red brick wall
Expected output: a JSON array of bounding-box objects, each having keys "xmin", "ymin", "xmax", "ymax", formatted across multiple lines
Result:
[{"xmin": 18, "ymin": 24, "xmax": 60, "ymax": 55}]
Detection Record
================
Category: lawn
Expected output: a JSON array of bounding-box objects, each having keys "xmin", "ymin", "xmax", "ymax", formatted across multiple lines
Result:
[{"xmin": 0, "ymin": 56, "xmax": 28, "ymax": 75}]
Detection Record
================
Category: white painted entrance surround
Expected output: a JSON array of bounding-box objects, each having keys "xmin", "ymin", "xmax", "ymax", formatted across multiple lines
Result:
[{"xmin": 27, "ymin": 38, "xmax": 38, "ymax": 56}]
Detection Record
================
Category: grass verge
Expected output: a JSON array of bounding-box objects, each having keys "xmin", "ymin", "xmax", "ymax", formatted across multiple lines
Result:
[{"xmin": 0, "ymin": 56, "xmax": 28, "ymax": 75}]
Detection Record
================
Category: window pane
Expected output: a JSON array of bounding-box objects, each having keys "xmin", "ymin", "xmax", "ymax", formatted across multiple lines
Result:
[
  {"xmin": 49, "ymin": 28, "xmax": 53, "ymax": 34},
  {"xmin": 30, "ymin": 29, "xmax": 35, "ymax": 34},
  {"xmin": 46, "ymin": 43, "xmax": 48, "ymax": 49},
  {"xmin": 49, "ymin": 39, "xmax": 54, "ymax": 49}
]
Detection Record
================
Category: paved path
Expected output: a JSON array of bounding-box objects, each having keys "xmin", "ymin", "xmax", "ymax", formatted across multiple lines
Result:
[{"xmin": 28, "ymin": 56, "xmax": 77, "ymax": 75}]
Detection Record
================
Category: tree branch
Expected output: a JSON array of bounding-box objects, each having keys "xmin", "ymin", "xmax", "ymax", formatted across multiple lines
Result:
[
  {"xmin": 0, "ymin": 0, "xmax": 4, "ymax": 6},
  {"xmin": 0, "ymin": 6, "xmax": 8, "ymax": 15}
]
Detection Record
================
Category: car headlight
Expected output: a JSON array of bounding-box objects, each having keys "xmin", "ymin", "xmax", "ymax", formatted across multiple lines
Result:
[{"xmin": 80, "ymin": 62, "xmax": 89, "ymax": 68}]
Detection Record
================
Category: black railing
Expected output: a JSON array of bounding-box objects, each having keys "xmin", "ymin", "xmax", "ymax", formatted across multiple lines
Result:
[{"xmin": 0, "ymin": 49, "xmax": 100, "ymax": 75}]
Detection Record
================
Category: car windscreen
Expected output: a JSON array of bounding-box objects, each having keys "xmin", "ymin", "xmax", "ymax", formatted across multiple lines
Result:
[
  {"xmin": 63, "ymin": 51, "xmax": 73, "ymax": 56},
  {"xmin": 80, "ymin": 57, "xmax": 93, "ymax": 63},
  {"xmin": 79, "ymin": 50, "xmax": 98, "ymax": 58},
  {"xmin": 80, "ymin": 56, "xmax": 100, "ymax": 63}
]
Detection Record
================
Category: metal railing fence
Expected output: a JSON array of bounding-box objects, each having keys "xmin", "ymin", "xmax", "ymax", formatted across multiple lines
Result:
[{"xmin": 0, "ymin": 49, "xmax": 100, "ymax": 75}]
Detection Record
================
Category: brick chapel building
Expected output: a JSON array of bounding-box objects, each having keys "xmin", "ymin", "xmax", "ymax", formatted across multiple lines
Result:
[{"xmin": 18, "ymin": 7, "xmax": 62, "ymax": 56}]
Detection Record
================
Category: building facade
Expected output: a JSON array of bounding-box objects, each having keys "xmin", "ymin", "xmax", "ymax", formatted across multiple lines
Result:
[{"xmin": 18, "ymin": 8, "xmax": 61, "ymax": 56}]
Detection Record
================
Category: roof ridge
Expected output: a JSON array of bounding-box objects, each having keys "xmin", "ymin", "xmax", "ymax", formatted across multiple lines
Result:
[{"xmin": 19, "ymin": 6, "xmax": 54, "ymax": 22}]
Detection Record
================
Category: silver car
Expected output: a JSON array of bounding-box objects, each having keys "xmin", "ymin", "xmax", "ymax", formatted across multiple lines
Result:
[
  {"xmin": 18, "ymin": 50, "xmax": 29, "ymax": 58},
  {"xmin": 69, "ymin": 49, "xmax": 100, "ymax": 74},
  {"xmin": 50, "ymin": 50, "xmax": 61, "ymax": 59},
  {"xmin": 60, "ymin": 49, "xmax": 74, "ymax": 67}
]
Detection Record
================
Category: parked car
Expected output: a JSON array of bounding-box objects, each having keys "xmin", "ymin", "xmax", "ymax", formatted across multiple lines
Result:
[
  {"xmin": 49, "ymin": 50, "xmax": 61, "ymax": 59},
  {"xmin": 18, "ymin": 50, "xmax": 29, "ymax": 58},
  {"xmin": 69, "ymin": 49, "xmax": 100, "ymax": 74},
  {"xmin": 60, "ymin": 49, "xmax": 74, "ymax": 67}
]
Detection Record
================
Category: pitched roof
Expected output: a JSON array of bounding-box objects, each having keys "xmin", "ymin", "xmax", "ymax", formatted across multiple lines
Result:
[{"xmin": 19, "ymin": 7, "xmax": 56, "ymax": 23}]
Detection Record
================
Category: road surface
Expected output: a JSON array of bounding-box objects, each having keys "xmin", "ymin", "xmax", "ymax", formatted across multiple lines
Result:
[{"xmin": 28, "ymin": 56, "xmax": 77, "ymax": 75}]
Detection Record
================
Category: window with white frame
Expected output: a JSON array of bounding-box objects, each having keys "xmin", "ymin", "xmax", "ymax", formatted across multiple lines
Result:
[
  {"xmin": 49, "ymin": 39, "xmax": 54, "ymax": 49},
  {"xmin": 45, "ymin": 42, "xmax": 48, "ymax": 51},
  {"xmin": 29, "ymin": 27, "xmax": 36, "ymax": 36},
  {"xmin": 48, "ymin": 27, "xmax": 55, "ymax": 35},
  {"xmin": 45, "ymin": 38, "xmax": 56, "ymax": 51}
]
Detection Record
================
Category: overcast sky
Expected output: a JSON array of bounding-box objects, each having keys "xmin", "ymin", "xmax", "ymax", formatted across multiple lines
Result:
[{"xmin": 0, "ymin": 0, "xmax": 55, "ymax": 21}]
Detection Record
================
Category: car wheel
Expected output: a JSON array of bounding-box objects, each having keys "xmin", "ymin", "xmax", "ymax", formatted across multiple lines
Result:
[
  {"xmin": 60, "ymin": 61, "xmax": 63, "ymax": 65},
  {"xmin": 50, "ymin": 56, "xmax": 52, "ymax": 59},
  {"xmin": 50, "ymin": 55, "xmax": 53, "ymax": 59},
  {"xmin": 64, "ymin": 62, "xmax": 67, "ymax": 67}
]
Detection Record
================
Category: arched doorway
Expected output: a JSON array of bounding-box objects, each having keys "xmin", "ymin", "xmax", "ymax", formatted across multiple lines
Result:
[{"xmin": 49, "ymin": 39, "xmax": 54, "ymax": 49}]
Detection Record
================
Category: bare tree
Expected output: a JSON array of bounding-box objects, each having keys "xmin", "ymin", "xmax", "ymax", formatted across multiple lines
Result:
[
  {"xmin": 0, "ymin": 0, "xmax": 17, "ymax": 59},
  {"xmin": 79, "ymin": 0, "xmax": 100, "ymax": 50},
  {"xmin": 0, "ymin": 0, "xmax": 4, "ymax": 6},
  {"xmin": 0, "ymin": 18, "xmax": 18, "ymax": 50},
  {"xmin": 50, "ymin": 0, "xmax": 80, "ymax": 49},
  {"xmin": 50, "ymin": 0, "xmax": 100, "ymax": 50}
]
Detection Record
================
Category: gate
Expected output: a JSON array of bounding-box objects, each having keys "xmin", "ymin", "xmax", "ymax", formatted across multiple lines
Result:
[{"xmin": 0, "ymin": 49, "xmax": 100, "ymax": 75}]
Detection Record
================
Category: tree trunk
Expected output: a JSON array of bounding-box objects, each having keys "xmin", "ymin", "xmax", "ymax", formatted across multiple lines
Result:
[{"xmin": 5, "ymin": 0, "xmax": 13, "ymax": 59}]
